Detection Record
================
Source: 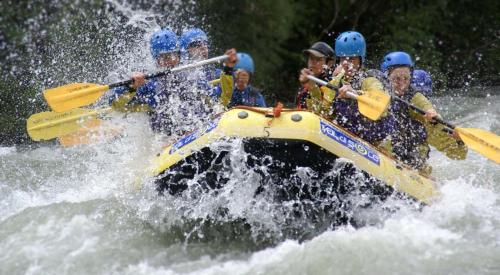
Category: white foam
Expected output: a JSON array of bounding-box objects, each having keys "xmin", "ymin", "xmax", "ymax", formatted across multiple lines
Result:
[{"xmin": 0, "ymin": 146, "xmax": 16, "ymax": 156}]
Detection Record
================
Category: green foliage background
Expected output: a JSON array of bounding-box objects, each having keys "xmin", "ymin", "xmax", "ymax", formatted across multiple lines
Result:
[{"xmin": 1, "ymin": 0, "xmax": 499, "ymax": 144}]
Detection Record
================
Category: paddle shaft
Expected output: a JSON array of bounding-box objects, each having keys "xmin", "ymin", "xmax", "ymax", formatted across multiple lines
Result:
[
  {"xmin": 108, "ymin": 55, "xmax": 229, "ymax": 89},
  {"xmin": 306, "ymin": 75, "xmax": 359, "ymax": 99},
  {"xmin": 395, "ymin": 96, "xmax": 500, "ymax": 163},
  {"xmin": 392, "ymin": 96, "xmax": 456, "ymax": 132}
]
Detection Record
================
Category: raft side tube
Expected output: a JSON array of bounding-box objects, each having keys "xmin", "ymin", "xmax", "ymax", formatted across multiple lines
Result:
[{"xmin": 149, "ymin": 108, "xmax": 438, "ymax": 204}]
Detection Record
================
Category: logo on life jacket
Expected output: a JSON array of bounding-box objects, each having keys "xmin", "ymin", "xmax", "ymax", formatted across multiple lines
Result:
[{"xmin": 320, "ymin": 120, "xmax": 380, "ymax": 165}]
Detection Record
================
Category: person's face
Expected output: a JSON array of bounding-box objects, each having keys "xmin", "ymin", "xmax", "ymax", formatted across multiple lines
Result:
[
  {"xmin": 156, "ymin": 52, "xmax": 180, "ymax": 68},
  {"xmin": 339, "ymin": 57, "xmax": 361, "ymax": 77},
  {"xmin": 187, "ymin": 41, "xmax": 209, "ymax": 60},
  {"xmin": 388, "ymin": 67, "xmax": 412, "ymax": 96},
  {"xmin": 236, "ymin": 70, "xmax": 250, "ymax": 91},
  {"xmin": 307, "ymin": 55, "xmax": 327, "ymax": 76}
]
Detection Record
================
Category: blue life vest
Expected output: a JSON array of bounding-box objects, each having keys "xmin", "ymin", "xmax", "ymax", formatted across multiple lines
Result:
[{"xmin": 228, "ymin": 85, "xmax": 266, "ymax": 108}]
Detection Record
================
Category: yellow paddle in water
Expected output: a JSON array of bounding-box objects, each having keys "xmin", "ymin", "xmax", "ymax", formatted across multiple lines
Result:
[
  {"xmin": 44, "ymin": 55, "xmax": 229, "ymax": 112},
  {"xmin": 58, "ymin": 119, "xmax": 122, "ymax": 147},
  {"xmin": 26, "ymin": 107, "xmax": 112, "ymax": 141},
  {"xmin": 393, "ymin": 97, "xmax": 500, "ymax": 164},
  {"xmin": 307, "ymin": 75, "xmax": 391, "ymax": 121}
]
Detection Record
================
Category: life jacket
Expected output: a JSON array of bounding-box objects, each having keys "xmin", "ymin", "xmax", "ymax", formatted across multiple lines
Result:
[
  {"xmin": 296, "ymin": 68, "xmax": 333, "ymax": 109},
  {"xmin": 148, "ymin": 73, "xmax": 186, "ymax": 134},
  {"xmin": 389, "ymin": 86, "xmax": 429, "ymax": 169},
  {"xmin": 331, "ymin": 70, "xmax": 394, "ymax": 144},
  {"xmin": 109, "ymin": 80, "xmax": 159, "ymax": 111},
  {"xmin": 228, "ymin": 85, "xmax": 265, "ymax": 108},
  {"xmin": 108, "ymin": 67, "xmax": 224, "ymax": 137},
  {"xmin": 189, "ymin": 64, "xmax": 220, "ymax": 93}
]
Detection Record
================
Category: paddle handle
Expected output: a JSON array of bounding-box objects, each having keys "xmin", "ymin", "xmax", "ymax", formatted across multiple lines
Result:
[
  {"xmin": 108, "ymin": 55, "xmax": 229, "ymax": 89},
  {"xmin": 392, "ymin": 97, "xmax": 456, "ymax": 130}
]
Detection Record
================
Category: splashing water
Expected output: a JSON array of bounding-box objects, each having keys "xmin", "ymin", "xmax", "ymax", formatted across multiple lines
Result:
[
  {"xmin": 1, "ymin": 1, "xmax": 500, "ymax": 274},
  {"xmin": 2, "ymin": 93, "xmax": 499, "ymax": 274}
]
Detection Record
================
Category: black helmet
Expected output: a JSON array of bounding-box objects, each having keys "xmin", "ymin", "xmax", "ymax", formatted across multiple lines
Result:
[{"xmin": 303, "ymin": 42, "xmax": 335, "ymax": 60}]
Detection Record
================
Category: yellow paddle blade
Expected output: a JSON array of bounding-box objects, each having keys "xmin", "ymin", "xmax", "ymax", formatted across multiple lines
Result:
[
  {"xmin": 456, "ymin": 128, "xmax": 500, "ymax": 164},
  {"xmin": 26, "ymin": 108, "xmax": 104, "ymax": 141},
  {"xmin": 43, "ymin": 83, "xmax": 109, "ymax": 112},
  {"xmin": 356, "ymin": 89, "xmax": 391, "ymax": 121},
  {"xmin": 58, "ymin": 120, "xmax": 122, "ymax": 147}
]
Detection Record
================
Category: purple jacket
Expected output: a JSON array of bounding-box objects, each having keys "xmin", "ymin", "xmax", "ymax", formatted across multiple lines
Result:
[
  {"xmin": 333, "ymin": 99, "xmax": 395, "ymax": 144},
  {"xmin": 331, "ymin": 71, "xmax": 395, "ymax": 144}
]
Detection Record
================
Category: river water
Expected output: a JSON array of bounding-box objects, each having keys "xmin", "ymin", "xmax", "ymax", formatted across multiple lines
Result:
[
  {"xmin": 2, "ymin": 0, "xmax": 500, "ymax": 273},
  {"xmin": 1, "ymin": 92, "xmax": 499, "ymax": 274}
]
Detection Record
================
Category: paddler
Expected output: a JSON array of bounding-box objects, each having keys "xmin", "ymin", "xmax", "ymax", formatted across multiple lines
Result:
[
  {"xmin": 380, "ymin": 51, "xmax": 467, "ymax": 174},
  {"xmin": 179, "ymin": 28, "xmax": 261, "ymax": 109},
  {"xmin": 296, "ymin": 41, "xmax": 335, "ymax": 112},
  {"xmin": 180, "ymin": 28, "xmax": 210, "ymax": 61},
  {"xmin": 180, "ymin": 28, "xmax": 219, "ymax": 92},
  {"xmin": 108, "ymin": 28, "xmax": 182, "ymax": 133},
  {"xmin": 108, "ymin": 28, "xmax": 237, "ymax": 134},
  {"xmin": 381, "ymin": 60, "xmax": 434, "ymax": 97},
  {"xmin": 299, "ymin": 31, "xmax": 394, "ymax": 145},
  {"xmin": 217, "ymin": 52, "xmax": 266, "ymax": 108}
]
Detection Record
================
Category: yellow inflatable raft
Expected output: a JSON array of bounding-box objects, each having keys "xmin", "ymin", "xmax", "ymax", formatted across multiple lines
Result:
[{"xmin": 149, "ymin": 107, "xmax": 439, "ymax": 204}]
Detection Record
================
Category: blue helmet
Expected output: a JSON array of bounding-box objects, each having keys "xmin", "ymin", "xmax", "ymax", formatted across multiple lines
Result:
[
  {"xmin": 180, "ymin": 28, "xmax": 208, "ymax": 51},
  {"xmin": 381, "ymin": 51, "xmax": 414, "ymax": 72},
  {"xmin": 150, "ymin": 29, "xmax": 179, "ymax": 59},
  {"xmin": 335, "ymin": 31, "xmax": 366, "ymax": 62},
  {"xmin": 411, "ymin": 69, "xmax": 432, "ymax": 95},
  {"xmin": 234, "ymin": 53, "xmax": 255, "ymax": 74}
]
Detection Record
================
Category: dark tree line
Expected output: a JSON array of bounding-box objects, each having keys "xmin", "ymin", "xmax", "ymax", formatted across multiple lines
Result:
[
  {"xmin": 187, "ymin": 0, "xmax": 499, "ymax": 101},
  {"xmin": 1, "ymin": 0, "xmax": 498, "ymax": 144}
]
